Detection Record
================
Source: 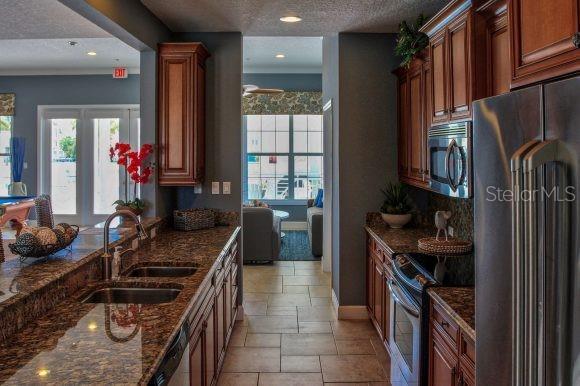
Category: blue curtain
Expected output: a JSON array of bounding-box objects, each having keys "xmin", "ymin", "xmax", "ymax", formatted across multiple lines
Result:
[{"xmin": 11, "ymin": 137, "xmax": 25, "ymax": 182}]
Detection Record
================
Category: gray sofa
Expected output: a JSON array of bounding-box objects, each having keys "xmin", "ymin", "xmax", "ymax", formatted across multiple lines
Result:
[
  {"xmin": 307, "ymin": 199, "xmax": 323, "ymax": 257},
  {"xmin": 242, "ymin": 207, "xmax": 281, "ymax": 263}
]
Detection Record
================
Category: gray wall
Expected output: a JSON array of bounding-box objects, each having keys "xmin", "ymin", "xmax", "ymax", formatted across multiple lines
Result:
[
  {"xmin": 0, "ymin": 75, "xmax": 140, "ymax": 195},
  {"xmin": 331, "ymin": 33, "xmax": 399, "ymax": 306},
  {"xmin": 173, "ymin": 33, "xmax": 243, "ymax": 213},
  {"xmin": 242, "ymin": 73, "xmax": 322, "ymax": 92}
]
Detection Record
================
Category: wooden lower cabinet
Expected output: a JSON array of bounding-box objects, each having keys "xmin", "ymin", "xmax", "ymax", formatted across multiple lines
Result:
[
  {"xmin": 187, "ymin": 235, "xmax": 240, "ymax": 386},
  {"xmin": 429, "ymin": 330, "xmax": 458, "ymax": 386}
]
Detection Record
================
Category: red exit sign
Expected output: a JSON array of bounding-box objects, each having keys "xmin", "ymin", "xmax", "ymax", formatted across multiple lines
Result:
[{"xmin": 113, "ymin": 67, "xmax": 128, "ymax": 79}]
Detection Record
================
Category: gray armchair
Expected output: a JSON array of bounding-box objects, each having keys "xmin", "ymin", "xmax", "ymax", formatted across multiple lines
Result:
[
  {"xmin": 307, "ymin": 199, "xmax": 323, "ymax": 257},
  {"xmin": 242, "ymin": 207, "xmax": 281, "ymax": 263}
]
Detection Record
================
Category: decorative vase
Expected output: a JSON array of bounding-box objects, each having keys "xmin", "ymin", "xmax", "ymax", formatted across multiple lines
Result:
[
  {"xmin": 8, "ymin": 181, "xmax": 27, "ymax": 196},
  {"xmin": 381, "ymin": 213, "xmax": 412, "ymax": 229},
  {"xmin": 115, "ymin": 205, "xmax": 144, "ymax": 225}
]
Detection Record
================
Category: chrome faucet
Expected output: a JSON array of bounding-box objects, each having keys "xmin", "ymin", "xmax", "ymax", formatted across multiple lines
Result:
[{"xmin": 102, "ymin": 210, "xmax": 148, "ymax": 280}]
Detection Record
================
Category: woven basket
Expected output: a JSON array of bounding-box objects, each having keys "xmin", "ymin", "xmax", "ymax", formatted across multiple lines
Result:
[
  {"xmin": 418, "ymin": 237, "xmax": 473, "ymax": 255},
  {"xmin": 9, "ymin": 225, "xmax": 79, "ymax": 260},
  {"xmin": 174, "ymin": 209, "xmax": 215, "ymax": 231}
]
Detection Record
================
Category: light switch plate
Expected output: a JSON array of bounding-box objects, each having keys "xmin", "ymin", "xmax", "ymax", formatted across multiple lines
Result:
[
  {"xmin": 212, "ymin": 181, "xmax": 220, "ymax": 194},
  {"xmin": 223, "ymin": 182, "xmax": 231, "ymax": 194}
]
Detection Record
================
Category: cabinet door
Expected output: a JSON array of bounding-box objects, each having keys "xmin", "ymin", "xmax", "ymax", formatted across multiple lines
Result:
[
  {"xmin": 510, "ymin": 0, "xmax": 580, "ymax": 88},
  {"xmin": 408, "ymin": 65, "xmax": 424, "ymax": 182},
  {"xmin": 448, "ymin": 12, "xmax": 472, "ymax": 121},
  {"xmin": 216, "ymin": 277, "xmax": 225, "ymax": 363},
  {"xmin": 423, "ymin": 61, "xmax": 432, "ymax": 181},
  {"xmin": 225, "ymin": 263, "xmax": 233, "ymax": 335},
  {"xmin": 204, "ymin": 299, "xmax": 216, "ymax": 386},
  {"xmin": 193, "ymin": 61, "xmax": 206, "ymax": 182},
  {"xmin": 486, "ymin": 5, "xmax": 510, "ymax": 96},
  {"xmin": 430, "ymin": 29, "xmax": 449, "ymax": 125},
  {"xmin": 429, "ymin": 332, "xmax": 458, "ymax": 386},
  {"xmin": 382, "ymin": 268, "xmax": 392, "ymax": 345},
  {"xmin": 189, "ymin": 322, "xmax": 204, "ymax": 386},
  {"xmin": 398, "ymin": 74, "xmax": 409, "ymax": 178},
  {"xmin": 367, "ymin": 241, "xmax": 374, "ymax": 314},
  {"xmin": 372, "ymin": 260, "xmax": 383, "ymax": 337}
]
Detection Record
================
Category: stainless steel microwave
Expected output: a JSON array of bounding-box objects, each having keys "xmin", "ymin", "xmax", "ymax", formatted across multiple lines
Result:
[{"xmin": 428, "ymin": 122, "xmax": 472, "ymax": 198}]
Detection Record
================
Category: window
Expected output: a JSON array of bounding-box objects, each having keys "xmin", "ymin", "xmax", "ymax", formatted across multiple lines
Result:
[
  {"xmin": 244, "ymin": 114, "xmax": 323, "ymax": 201},
  {"xmin": 0, "ymin": 116, "xmax": 12, "ymax": 195}
]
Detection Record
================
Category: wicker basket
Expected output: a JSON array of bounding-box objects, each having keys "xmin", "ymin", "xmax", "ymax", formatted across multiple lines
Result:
[
  {"xmin": 418, "ymin": 237, "xmax": 473, "ymax": 255},
  {"xmin": 9, "ymin": 225, "xmax": 79, "ymax": 261},
  {"xmin": 174, "ymin": 209, "xmax": 215, "ymax": 231}
]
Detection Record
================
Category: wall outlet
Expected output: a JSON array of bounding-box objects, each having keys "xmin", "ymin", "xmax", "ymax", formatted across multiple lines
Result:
[
  {"xmin": 223, "ymin": 182, "xmax": 231, "ymax": 194},
  {"xmin": 448, "ymin": 226, "xmax": 454, "ymax": 237},
  {"xmin": 194, "ymin": 184, "xmax": 202, "ymax": 194},
  {"xmin": 212, "ymin": 181, "xmax": 220, "ymax": 194}
]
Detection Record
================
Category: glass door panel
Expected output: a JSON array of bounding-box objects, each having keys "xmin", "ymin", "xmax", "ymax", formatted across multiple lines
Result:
[
  {"xmin": 49, "ymin": 118, "xmax": 78, "ymax": 215},
  {"xmin": 93, "ymin": 118, "xmax": 121, "ymax": 215}
]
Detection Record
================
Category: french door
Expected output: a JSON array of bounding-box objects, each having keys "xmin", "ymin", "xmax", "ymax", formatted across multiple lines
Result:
[{"xmin": 39, "ymin": 106, "xmax": 140, "ymax": 225}]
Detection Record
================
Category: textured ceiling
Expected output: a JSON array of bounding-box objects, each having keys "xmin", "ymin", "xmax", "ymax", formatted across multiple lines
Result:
[
  {"xmin": 0, "ymin": 0, "xmax": 111, "ymax": 39},
  {"xmin": 140, "ymin": 0, "xmax": 447, "ymax": 35},
  {"xmin": 244, "ymin": 37, "xmax": 322, "ymax": 73},
  {"xmin": 0, "ymin": 38, "xmax": 140, "ymax": 75}
]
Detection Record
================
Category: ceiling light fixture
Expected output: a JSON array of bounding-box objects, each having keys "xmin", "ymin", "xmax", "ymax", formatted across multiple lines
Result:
[
  {"xmin": 87, "ymin": 51, "xmax": 97, "ymax": 56},
  {"xmin": 275, "ymin": 54, "xmax": 285, "ymax": 58},
  {"xmin": 68, "ymin": 41, "xmax": 78, "ymax": 46},
  {"xmin": 280, "ymin": 16, "xmax": 302, "ymax": 23}
]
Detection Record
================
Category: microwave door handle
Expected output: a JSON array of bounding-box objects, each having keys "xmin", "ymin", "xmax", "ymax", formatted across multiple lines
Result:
[
  {"xmin": 445, "ymin": 139, "xmax": 458, "ymax": 191},
  {"xmin": 510, "ymin": 139, "xmax": 541, "ymax": 386},
  {"xmin": 387, "ymin": 279, "xmax": 419, "ymax": 318}
]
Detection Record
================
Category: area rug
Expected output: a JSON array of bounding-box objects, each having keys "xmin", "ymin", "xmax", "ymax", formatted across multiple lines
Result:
[{"xmin": 280, "ymin": 230, "xmax": 320, "ymax": 261}]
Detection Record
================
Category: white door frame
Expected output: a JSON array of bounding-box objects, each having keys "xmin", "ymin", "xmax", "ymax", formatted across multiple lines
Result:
[
  {"xmin": 322, "ymin": 100, "xmax": 333, "ymax": 274},
  {"xmin": 37, "ymin": 105, "xmax": 139, "ymax": 225}
]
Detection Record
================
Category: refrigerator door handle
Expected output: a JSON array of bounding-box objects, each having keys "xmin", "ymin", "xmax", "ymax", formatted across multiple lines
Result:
[{"xmin": 510, "ymin": 139, "xmax": 541, "ymax": 386}]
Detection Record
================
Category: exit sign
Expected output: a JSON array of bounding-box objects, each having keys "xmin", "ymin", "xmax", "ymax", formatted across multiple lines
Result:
[{"xmin": 113, "ymin": 67, "xmax": 128, "ymax": 79}]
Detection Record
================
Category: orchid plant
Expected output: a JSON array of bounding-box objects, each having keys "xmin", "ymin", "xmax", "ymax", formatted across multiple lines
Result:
[{"xmin": 109, "ymin": 143, "xmax": 154, "ymax": 211}]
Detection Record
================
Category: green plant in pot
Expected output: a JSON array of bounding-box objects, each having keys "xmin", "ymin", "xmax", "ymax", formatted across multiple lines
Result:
[
  {"xmin": 380, "ymin": 182, "xmax": 413, "ymax": 229},
  {"xmin": 395, "ymin": 14, "xmax": 428, "ymax": 68}
]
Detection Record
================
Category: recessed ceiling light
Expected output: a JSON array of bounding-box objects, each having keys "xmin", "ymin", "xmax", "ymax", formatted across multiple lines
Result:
[
  {"xmin": 87, "ymin": 51, "xmax": 97, "ymax": 56},
  {"xmin": 68, "ymin": 41, "xmax": 78, "ymax": 46},
  {"xmin": 280, "ymin": 16, "xmax": 302, "ymax": 23},
  {"xmin": 275, "ymin": 54, "xmax": 285, "ymax": 59}
]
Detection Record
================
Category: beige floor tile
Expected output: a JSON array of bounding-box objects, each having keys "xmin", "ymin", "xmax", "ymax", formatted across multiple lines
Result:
[
  {"xmin": 284, "ymin": 285, "xmax": 309, "ymax": 294},
  {"xmin": 273, "ymin": 261, "xmax": 295, "ymax": 267},
  {"xmin": 281, "ymin": 355, "xmax": 321, "ymax": 372},
  {"xmin": 281, "ymin": 333, "xmax": 337, "ymax": 355},
  {"xmin": 245, "ymin": 266, "xmax": 295, "ymax": 276},
  {"xmin": 268, "ymin": 293, "xmax": 312, "ymax": 307},
  {"xmin": 311, "ymin": 297, "xmax": 333, "ymax": 306},
  {"xmin": 295, "ymin": 268, "xmax": 323, "ymax": 275},
  {"xmin": 244, "ymin": 301, "xmax": 268, "ymax": 315},
  {"xmin": 331, "ymin": 320, "xmax": 378, "ymax": 340},
  {"xmin": 243, "ymin": 293, "xmax": 269, "ymax": 302},
  {"xmin": 245, "ymin": 333, "xmax": 281, "ymax": 347},
  {"xmin": 258, "ymin": 372, "xmax": 323, "ymax": 386},
  {"xmin": 244, "ymin": 275, "xmax": 283, "ymax": 293},
  {"xmin": 284, "ymin": 275, "xmax": 330, "ymax": 286},
  {"xmin": 320, "ymin": 355, "xmax": 387, "ymax": 383},
  {"xmin": 218, "ymin": 372, "xmax": 259, "ymax": 386},
  {"xmin": 267, "ymin": 306, "xmax": 298, "ymax": 316},
  {"xmin": 309, "ymin": 285, "xmax": 331, "ymax": 298},
  {"xmin": 246, "ymin": 315, "xmax": 298, "ymax": 333},
  {"xmin": 222, "ymin": 347, "xmax": 280, "ymax": 372},
  {"xmin": 323, "ymin": 383, "xmax": 370, "ymax": 386},
  {"xmin": 299, "ymin": 321, "xmax": 332, "ymax": 333},
  {"xmin": 369, "ymin": 336, "xmax": 392, "ymax": 379},
  {"xmin": 335, "ymin": 339, "xmax": 376, "ymax": 355},
  {"xmin": 293, "ymin": 261, "xmax": 322, "ymax": 269},
  {"xmin": 298, "ymin": 306, "xmax": 337, "ymax": 322},
  {"xmin": 229, "ymin": 325, "xmax": 248, "ymax": 347}
]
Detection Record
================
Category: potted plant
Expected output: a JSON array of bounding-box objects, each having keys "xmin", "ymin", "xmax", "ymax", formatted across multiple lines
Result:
[
  {"xmin": 395, "ymin": 14, "xmax": 429, "ymax": 68},
  {"xmin": 109, "ymin": 143, "xmax": 153, "ymax": 220},
  {"xmin": 380, "ymin": 182, "xmax": 413, "ymax": 229}
]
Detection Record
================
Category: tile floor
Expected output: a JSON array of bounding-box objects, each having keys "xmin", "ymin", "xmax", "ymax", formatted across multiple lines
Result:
[{"xmin": 219, "ymin": 260, "xmax": 398, "ymax": 386}]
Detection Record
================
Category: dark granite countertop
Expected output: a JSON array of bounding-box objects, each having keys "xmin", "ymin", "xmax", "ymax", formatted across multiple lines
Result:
[
  {"xmin": 365, "ymin": 221, "xmax": 435, "ymax": 255},
  {"xmin": 0, "ymin": 225, "xmax": 240, "ymax": 385},
  {"xmin": 428, "ymin": 287, "xmax": 475, "ymax": 341}
]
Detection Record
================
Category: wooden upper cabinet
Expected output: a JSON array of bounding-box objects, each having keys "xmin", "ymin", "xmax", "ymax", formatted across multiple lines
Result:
[
  {"xmin": 158, "ymin": 43, "xmax": 210, "ymax": 186},
  {"xmin": 509, "ymin": 0, "xmax": 580, "ymax": 88},
  {"xmin": 448, "ymin": 12, "xmax": 472, "ymax": 120},
  {"xmin": 397, "ymin": 70, "xmax": 410, "ymax": 178},
  {"xmin": 430, "ymin": 29, "xmax": 449, "ymax": 124},
  {"xmin": 408, "ymin": 64, "xmax": 424, "ymax": 182}
]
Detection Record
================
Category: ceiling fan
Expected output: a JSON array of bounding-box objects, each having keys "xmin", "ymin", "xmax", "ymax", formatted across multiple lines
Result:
[{"xmin": 243, "ymin": 84, "xmax": 284, "ymax": 96}]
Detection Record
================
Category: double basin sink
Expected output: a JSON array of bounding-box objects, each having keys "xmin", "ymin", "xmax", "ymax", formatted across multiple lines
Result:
[{"xmin": 82, "ymin": 264, "xmax": 197, "ymax": 305}]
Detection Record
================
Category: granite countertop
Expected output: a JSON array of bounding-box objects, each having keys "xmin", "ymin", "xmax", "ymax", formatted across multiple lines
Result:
[
  {"xmin": 0, "ymin": 225, "xmax": 240, "ymax": 385},
  {"xmin": 365, "ymin": 221, "xmax": 435, "ymax": 255},
  {"xmin": 428, "ymin": 287, "xmax": 475, "ymax": 341}
]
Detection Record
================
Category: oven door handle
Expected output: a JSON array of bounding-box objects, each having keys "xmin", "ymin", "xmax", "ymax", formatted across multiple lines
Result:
[
  {"xmin": 388, "ymin": 279, "xmax": 419, "ymax": 318},
  {"xmin": 445, "ymin": 139, "xmax": 458, "ymax": 192}
]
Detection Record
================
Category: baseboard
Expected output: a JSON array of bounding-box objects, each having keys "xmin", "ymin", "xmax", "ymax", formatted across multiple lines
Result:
[
  {"xmin": 281, "ymin": 221, "xmax": 307, "ymax": 231},
  {"xmin": 332, "ymin": 289, "xmax": 370, "ymax": 320}
]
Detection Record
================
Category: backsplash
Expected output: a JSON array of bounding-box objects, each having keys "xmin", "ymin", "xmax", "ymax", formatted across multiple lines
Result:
[{"xmin": 406, "ymin": 186, "xmax": 474, "ymax": 241}]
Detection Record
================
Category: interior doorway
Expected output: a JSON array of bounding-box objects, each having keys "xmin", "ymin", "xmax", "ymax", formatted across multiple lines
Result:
[{"xmin": 38, "ymin": 105, "xmax": 140, "ymax": 225}]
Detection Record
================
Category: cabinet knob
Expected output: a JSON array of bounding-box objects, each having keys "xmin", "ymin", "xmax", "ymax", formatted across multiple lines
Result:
[
  {"xmin": 441, "ymin": 320, "xmax": 449, "ymax": 328},
  {"xmin": 574, "ymin": 33, "xmax": 580, "ymax": 49}
]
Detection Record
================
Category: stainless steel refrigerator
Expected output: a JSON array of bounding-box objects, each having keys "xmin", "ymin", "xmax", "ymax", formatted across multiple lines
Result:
[{"xmin": 473, "ymin": 75, "xmax": 579, "ymax": 386}]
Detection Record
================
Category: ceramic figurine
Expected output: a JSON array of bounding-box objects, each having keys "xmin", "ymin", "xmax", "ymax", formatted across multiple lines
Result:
[{"xmin": 435, "ymin": 210, "xmax": 452, "ymax": 241}]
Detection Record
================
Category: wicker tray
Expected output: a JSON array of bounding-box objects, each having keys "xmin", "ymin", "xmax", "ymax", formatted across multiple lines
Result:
[
  {"xmin": 418, "ymin": 237, "xmax": 473, "ymax": 255},
  {"xmin": 9, "ymin": 225, "xmax": 79, "ymax": 261},
  {"xmin": 174, "ymin": 209, "xmax": 215, "ymax": 231}
]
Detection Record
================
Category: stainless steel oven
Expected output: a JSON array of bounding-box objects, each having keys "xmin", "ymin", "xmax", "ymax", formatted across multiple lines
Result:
[{"xmin": 428, "ymin": 122, "xmax": 472, "ymax": 198}]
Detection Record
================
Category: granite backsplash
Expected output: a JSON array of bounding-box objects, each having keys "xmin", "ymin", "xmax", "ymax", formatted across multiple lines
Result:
[{"xmin": 406, "ymin": 186, "xmax": 474, "ymax": 242}]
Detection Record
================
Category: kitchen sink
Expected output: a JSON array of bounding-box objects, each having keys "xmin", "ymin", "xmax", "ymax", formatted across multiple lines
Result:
[
  {"xmin": 81, "ymin": 287, "xmax": 181, "ymax": 304},
  {"xmin": 125, "ymin": 265, "xmax": 198, "ymax": 278}
]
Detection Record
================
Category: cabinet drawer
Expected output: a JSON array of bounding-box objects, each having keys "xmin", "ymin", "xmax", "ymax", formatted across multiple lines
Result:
[{"xmin": 431, "ymin": 303, "xmax": 459, "ymax": 348}]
